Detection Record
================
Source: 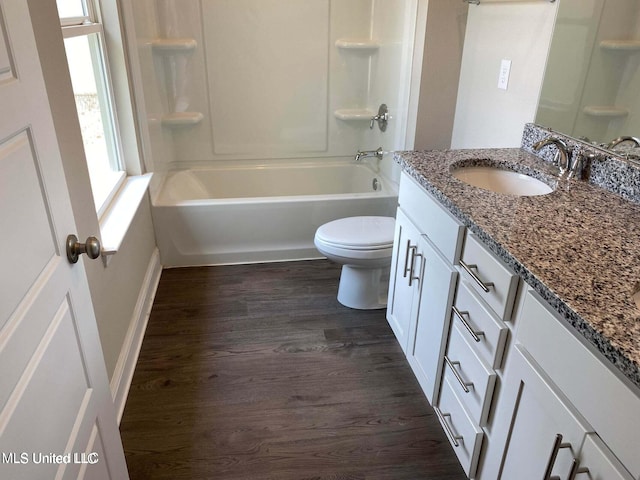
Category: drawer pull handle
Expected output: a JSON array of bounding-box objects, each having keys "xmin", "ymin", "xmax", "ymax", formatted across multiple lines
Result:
[
  {"xmin": 444, "ymin": 356, "xmax": 474, "ymax": 393},
  {"xmin": 543, "ymin": 434, "xmax": 573, "ymax": 480},
  {"xmin": 459, "ymin": 260, "xmax": 494, "ymax": 293},
  {"xmin": 451, "ymin": 305, "xmax": 484, "ymax": 343},
  {"xmin": 403, "ymin": 240, "xmax": 413, "ymax": 278},
  {"xmin": 434, "ymin": 407, "xmax": 463, "ymax": 447},
  {"xmin": 568, "ymin": 458, "xmax": 589, "ymax": 480},
  {"xmin": 408, "ymin": 248, "xmax": 422, "ymax": 287}
]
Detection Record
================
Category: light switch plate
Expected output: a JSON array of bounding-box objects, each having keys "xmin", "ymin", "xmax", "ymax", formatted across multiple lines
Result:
[{"xmin": 498, "ymin": 59, "xmax": 511, "ymax": 90}]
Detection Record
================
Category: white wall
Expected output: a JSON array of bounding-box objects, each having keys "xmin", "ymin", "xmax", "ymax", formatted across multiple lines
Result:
[
  {"xmin": 414, "ymin": 0, "xmax": 468, "ymax": 150},
  {"xmin": 368, "ymin": 0, "xmax": 423, "ymax": 182},
  {"xmin": 125, "ymin": 0, "xmax": 420, "ymax": 171},
  {"xmin": 86, "ymin": 201, "xmax": 156, "ymax": 379},
  {"xmin": 451, "ymin": 2, "xmax": 558, "ymax": 149},
  {"xmin": 123, "ymin": 0, "xmax": 175, "ymax": 178},
  {"xmin": 27, "ymin": 0, "xmax": 158, "ymax": 382},
  {"xmin": 206, "ymin": 1, "xmax": 331, "ymax": 156}
]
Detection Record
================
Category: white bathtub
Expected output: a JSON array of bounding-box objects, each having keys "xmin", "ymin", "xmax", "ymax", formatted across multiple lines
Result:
[{"xmin": 152, "ymin": 160, "xmax": 399, "ymax": 266}]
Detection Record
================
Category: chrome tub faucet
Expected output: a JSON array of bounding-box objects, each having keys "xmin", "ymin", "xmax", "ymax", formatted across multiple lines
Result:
[{"xmin": 355, "ymin": 147, "xmax": 384, "ymax": 162}]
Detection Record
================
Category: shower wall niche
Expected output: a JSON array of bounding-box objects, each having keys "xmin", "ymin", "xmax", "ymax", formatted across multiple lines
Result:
[{"xmin": 124, "ymin": 0, "xmax": 422, "ymax": 171}]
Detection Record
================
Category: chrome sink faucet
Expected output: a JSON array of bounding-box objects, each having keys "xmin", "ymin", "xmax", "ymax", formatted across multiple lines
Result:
[
  {"xmin": 355, "ymin": 147, "xmax": 384, "ymax": 162},
  {"xmin": 533, "ymin": 137, "xmax": 572, "ymax": 176}
]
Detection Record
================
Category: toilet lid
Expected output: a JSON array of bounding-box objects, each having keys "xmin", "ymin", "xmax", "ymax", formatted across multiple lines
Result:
[{"xmin": 315, "ymin": 216, "xmax": 395, "ymax": 250}]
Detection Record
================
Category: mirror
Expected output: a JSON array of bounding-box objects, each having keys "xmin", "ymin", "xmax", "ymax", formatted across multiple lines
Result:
[{"xmin": 535, "ymin": 0, "xmax": 640, "ymax": 158}]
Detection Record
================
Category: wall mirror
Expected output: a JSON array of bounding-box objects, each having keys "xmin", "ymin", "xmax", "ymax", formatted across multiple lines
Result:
[{"xmin": 535, "ymin": 0, "xmax": 640, "ymax": 158}]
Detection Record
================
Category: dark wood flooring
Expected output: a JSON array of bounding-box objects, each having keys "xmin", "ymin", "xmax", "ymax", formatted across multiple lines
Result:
[{"xmin": 120, "ymin": 260, "xmax": 466, "ymax": 480}]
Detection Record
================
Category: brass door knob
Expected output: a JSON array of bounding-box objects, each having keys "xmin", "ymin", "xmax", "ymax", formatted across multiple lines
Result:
[{"xmin": 66, "ymin": 234, "xmax": 101, "ymax": 264}]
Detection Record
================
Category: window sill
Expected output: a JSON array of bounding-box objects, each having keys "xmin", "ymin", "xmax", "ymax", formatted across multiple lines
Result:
[{"xmin": 99, "ymin": 173, "xmax": 153, "ymax": 266}]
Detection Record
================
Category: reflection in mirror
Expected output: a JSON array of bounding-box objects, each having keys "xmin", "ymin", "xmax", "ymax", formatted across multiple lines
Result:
[{"xmin": 535, "ymin": 0, "xmax": 640, "ymax": 158}]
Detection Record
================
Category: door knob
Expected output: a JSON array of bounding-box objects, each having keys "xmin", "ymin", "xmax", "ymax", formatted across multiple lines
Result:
[{"xmin": 66, "ymin": 234, "xmax": 101, "ymax": 264}]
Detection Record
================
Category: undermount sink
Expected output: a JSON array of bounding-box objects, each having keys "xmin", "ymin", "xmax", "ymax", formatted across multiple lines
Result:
[{"xmin": 451, "ymin": 165, "xmax": 553, "ymax": 196}]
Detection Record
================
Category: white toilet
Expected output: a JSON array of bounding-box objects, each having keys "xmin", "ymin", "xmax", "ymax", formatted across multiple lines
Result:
[{"xmin": 314, "ymin": 216, "xmax": 396, "ymax": 310}]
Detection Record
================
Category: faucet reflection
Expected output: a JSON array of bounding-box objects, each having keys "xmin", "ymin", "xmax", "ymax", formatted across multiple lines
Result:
[{"xmin": 606, "ymin": 136, "xmax": 640, "ymax": 150}]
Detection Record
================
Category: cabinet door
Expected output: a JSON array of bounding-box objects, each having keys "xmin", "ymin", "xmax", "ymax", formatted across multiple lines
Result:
[
  {"xmin": 517, "ymin": 289, "xmax": 640, "ymax": 475},
  {"xmin": 386, "ymin": 208, "xmax": 422, "ymax": 353},
  {"xmin": 495, "ymin": 346, "xmax": 589, "ymax": 480},
  {"xmin": 407, "ymin": 235, "xmax": 457, "ymax": 403}
]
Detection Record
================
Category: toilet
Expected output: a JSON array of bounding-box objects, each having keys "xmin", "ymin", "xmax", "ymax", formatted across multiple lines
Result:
[{"xmin": 314, "ymin": 216, "xmax": 396, "ymax": 310}]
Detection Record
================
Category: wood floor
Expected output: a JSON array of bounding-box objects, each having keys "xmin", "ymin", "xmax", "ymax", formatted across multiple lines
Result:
[{"xmin": 120, "ymin": 260, "xmax": 466, "ymax": 480}]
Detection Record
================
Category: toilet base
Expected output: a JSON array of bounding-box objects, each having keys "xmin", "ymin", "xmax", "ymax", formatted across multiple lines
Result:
[{"xmin": 337, "ymin": 264, "xmax": 390, "ymax": 310}]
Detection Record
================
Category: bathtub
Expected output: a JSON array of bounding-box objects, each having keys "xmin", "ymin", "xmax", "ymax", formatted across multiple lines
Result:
[{"xmin": 151, "ymin": 159, "xmax": 399, "ymax": 266}]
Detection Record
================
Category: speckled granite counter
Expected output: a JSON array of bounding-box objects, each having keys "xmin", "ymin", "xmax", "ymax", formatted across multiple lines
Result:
[{"xmin": 395, "ymin": 147, "xmax": 640, "ymax": 390}]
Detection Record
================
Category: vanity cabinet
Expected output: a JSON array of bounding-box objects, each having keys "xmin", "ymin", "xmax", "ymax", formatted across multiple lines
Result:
[
  {"xmin": 387, "ymin": 173, "xmax": 464, "ymax": 402},
  {"xmin": 388, "ymin": 170, "xmax": 640, "ymax": 480},
  {"xmin": 483, "ymin": 289, "xmax": 639, "ymax": 480}
]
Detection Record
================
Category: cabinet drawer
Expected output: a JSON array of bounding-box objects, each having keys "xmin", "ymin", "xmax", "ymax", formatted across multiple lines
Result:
[
  {"xmin": 459, "ymin": 233, "xmax": 518, "ymax": 320},
  {"xmin": 443, "ymin": 321, "xmax": 497, "ymax": 427},
  {"xmin": 398, "ymin": 173, "xmax": 464, "ymax": 264},
  {"xmin": 436, "ymin": 376, "xmax": 483, "ymax": 478},
  {"xmin": 452, "ymin": 280, "xmax": 508, "ymax": 369}
]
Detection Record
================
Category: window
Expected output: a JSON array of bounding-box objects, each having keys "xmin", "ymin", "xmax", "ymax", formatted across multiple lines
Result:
[{"xmin": 57, "ymin": 0, "xmax": 125, "ymax": 214}]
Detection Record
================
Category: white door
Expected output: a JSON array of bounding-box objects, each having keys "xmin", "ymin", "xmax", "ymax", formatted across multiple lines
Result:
[{"xmin": 0, "ymin": 1, "xmax": 128, "ymax": 479}]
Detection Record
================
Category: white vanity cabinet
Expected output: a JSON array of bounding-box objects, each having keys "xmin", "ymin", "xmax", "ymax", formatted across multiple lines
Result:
[
  {"xmin": 387, "ymin": 173, "xmax": 464, "ymax": 402},
  {"xmin": 392, "ymin": 168, "xmax": 640, "ymax": 480},
  {"xmin": 482, "ymin": 289, "xmax": 640, "ymax": 480}
]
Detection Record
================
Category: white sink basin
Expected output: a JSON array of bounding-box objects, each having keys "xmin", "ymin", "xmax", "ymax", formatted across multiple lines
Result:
[{"xmin": 452, "ymin": 166, "xmax": 553, "ymax": 196}]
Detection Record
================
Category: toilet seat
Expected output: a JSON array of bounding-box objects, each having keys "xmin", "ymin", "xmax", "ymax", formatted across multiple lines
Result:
[
  {"xmin": 314, "ymin": 240, "xmax": 392, "ymax": 261},
  {"xmin": 314, "ymin": 216, "xmax": 395, "ymax": 250}
]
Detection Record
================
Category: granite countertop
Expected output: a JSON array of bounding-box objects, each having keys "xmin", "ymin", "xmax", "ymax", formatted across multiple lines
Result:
[{"xmin": 395, "ymin": 147, "xmax": 640, "ymax": 390}]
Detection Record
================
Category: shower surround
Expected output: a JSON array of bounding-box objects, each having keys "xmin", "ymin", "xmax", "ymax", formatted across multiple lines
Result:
[{"xmin": 122, "ymin": 0, "xmax": 425, "ymax": 264}]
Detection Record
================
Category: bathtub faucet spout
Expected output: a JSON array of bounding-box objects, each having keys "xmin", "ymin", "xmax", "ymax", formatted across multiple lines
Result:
[{"xmin": 355, "ymin": 147, "xmax": 384, "ymax": 162}]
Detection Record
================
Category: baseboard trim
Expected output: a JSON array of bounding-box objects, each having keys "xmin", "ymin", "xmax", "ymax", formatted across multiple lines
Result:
[{"xmin": 110, "ymin": 248, "xmax": 162, "ymax": 424}]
